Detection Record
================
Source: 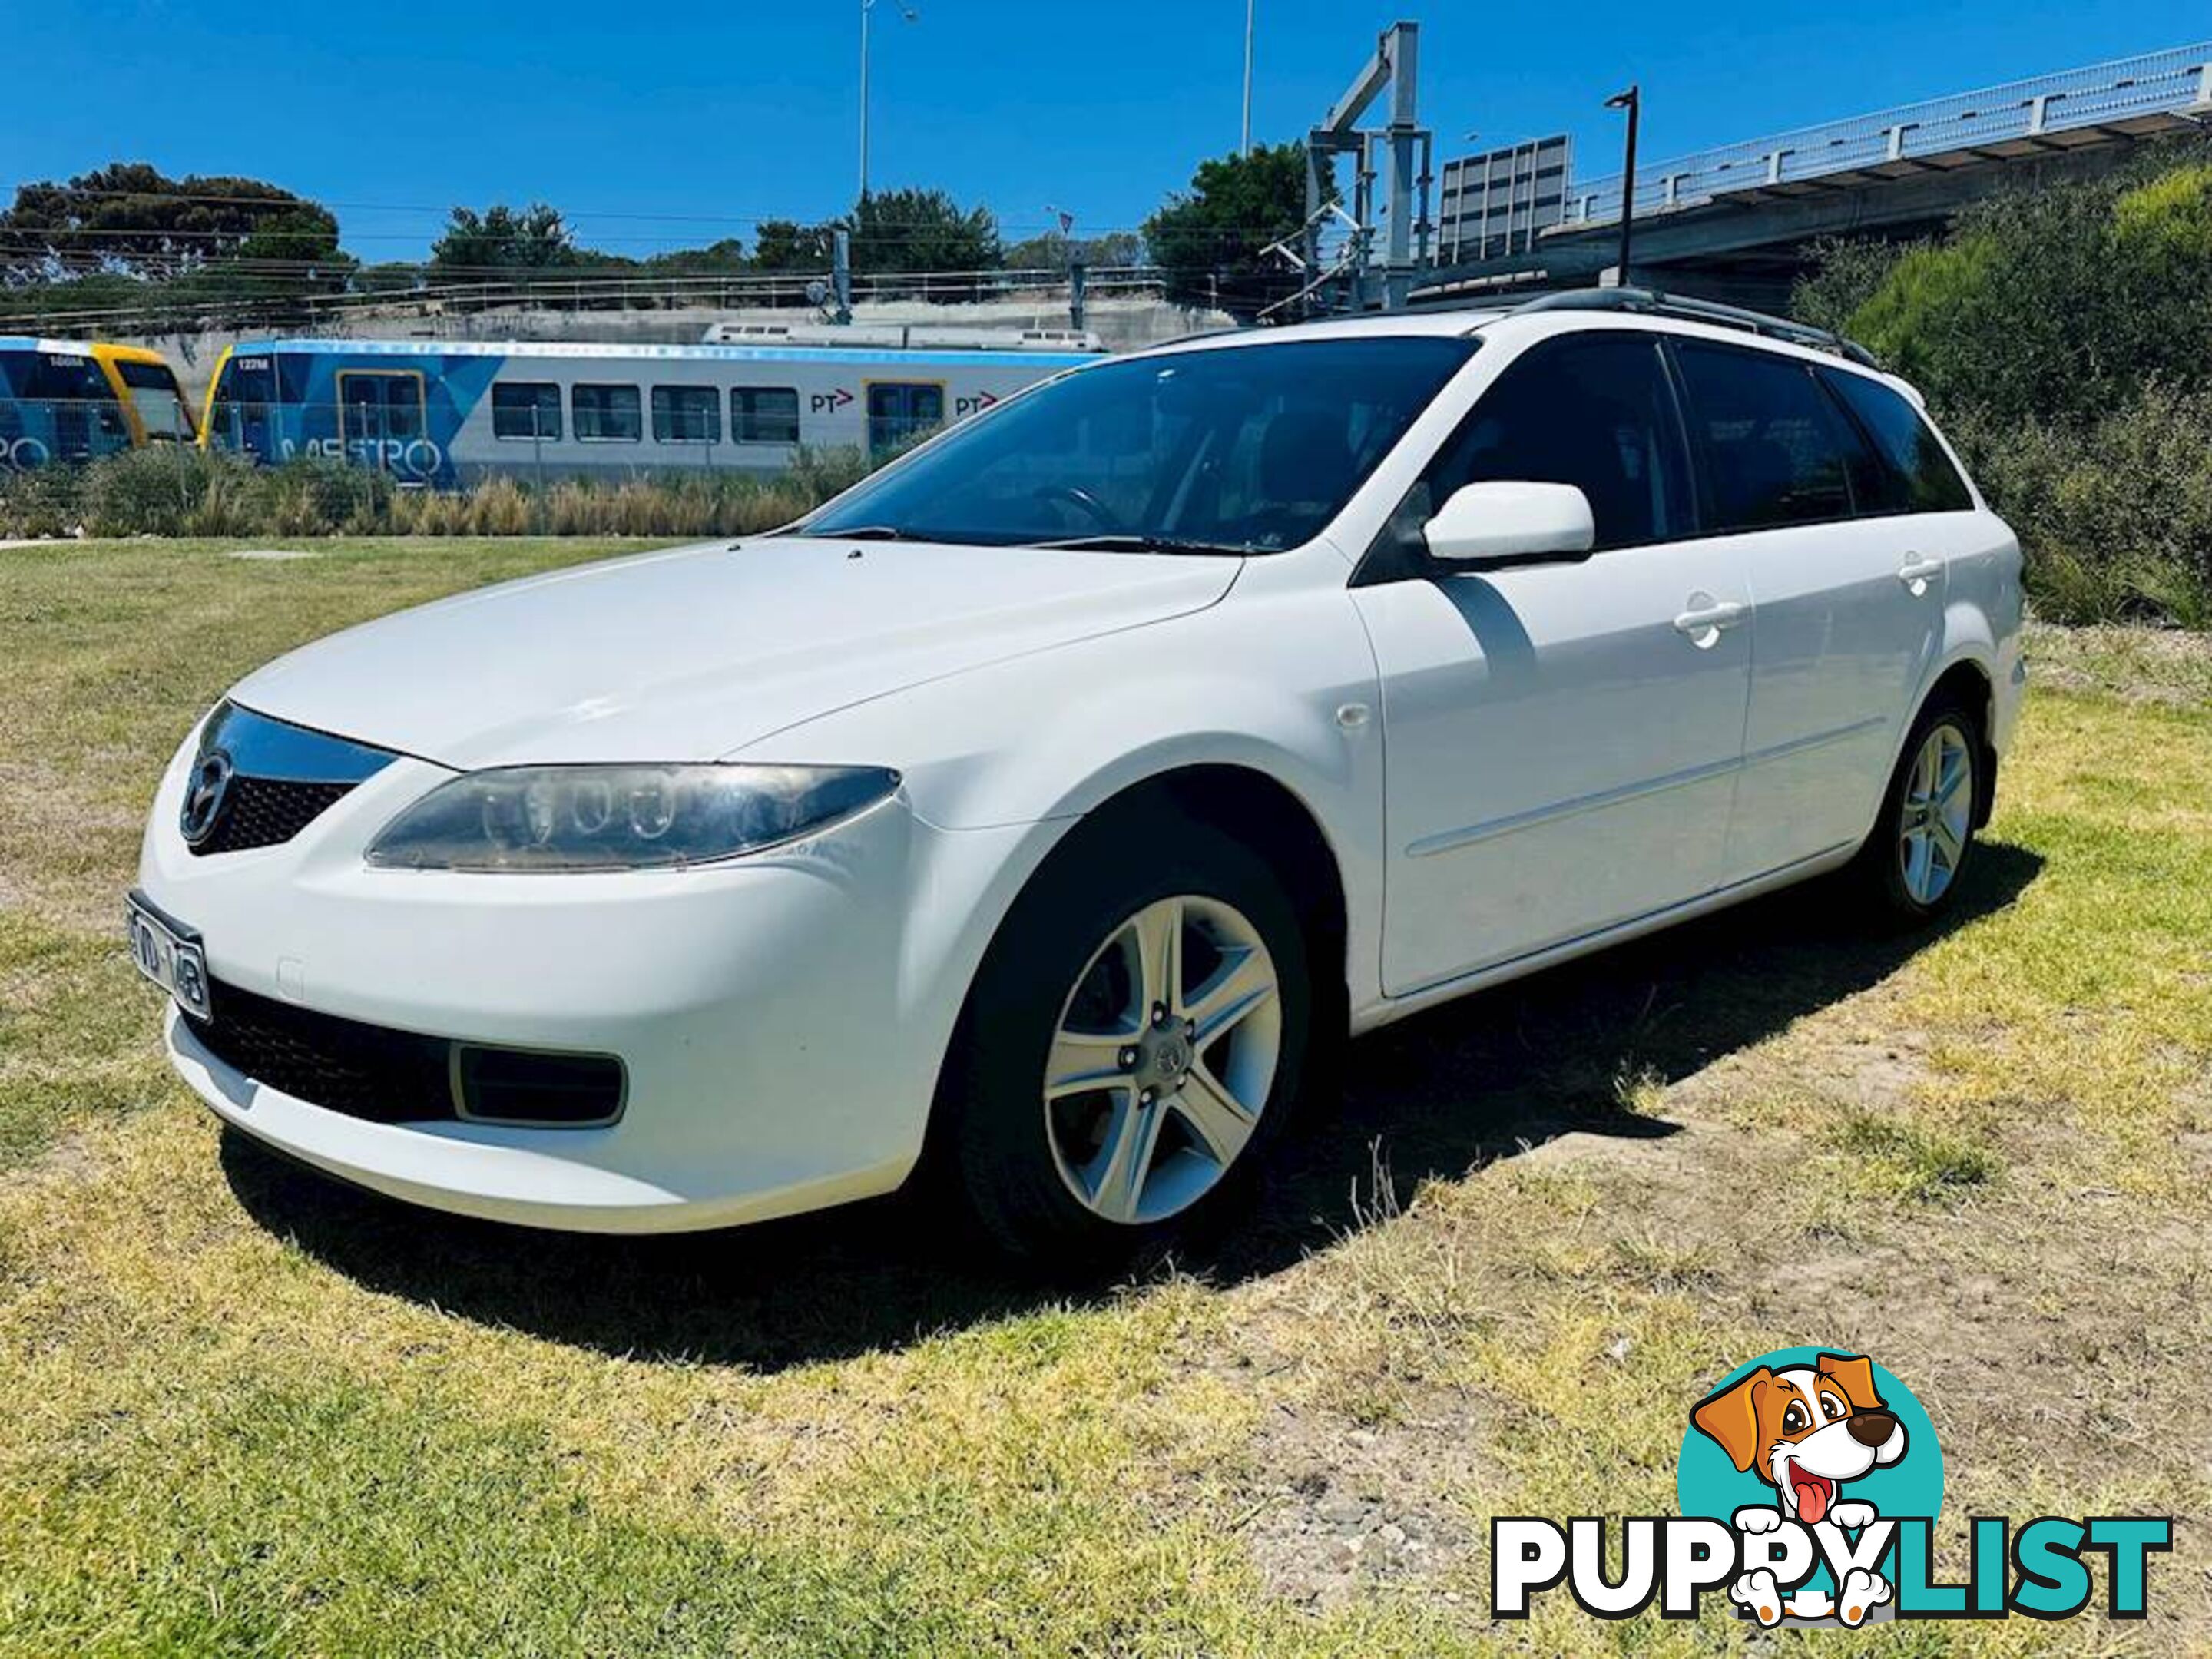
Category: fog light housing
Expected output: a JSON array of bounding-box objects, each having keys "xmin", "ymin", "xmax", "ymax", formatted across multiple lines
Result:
[{"xmin": 452, "ymin": 1045, "xmax": 626, "ymax": 1127}]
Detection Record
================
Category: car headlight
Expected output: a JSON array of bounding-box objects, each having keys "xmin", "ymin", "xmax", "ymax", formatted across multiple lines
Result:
[{"xmin": 364, "ymin": 763, "xmax": 900, "ymax": 872}]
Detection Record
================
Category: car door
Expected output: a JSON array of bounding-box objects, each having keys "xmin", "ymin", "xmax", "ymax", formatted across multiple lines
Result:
[
  {"xmin": 1667, "ymin": 341, "xmax": 1949, "ymax": 882},
  {"xmin": 1352, "ymin": 329, "xmax": 1755, "ymax": 998}
]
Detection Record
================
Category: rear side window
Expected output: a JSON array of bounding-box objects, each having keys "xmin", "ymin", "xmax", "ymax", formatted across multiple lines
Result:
[
  {"xmin": 492, "ymin": 382, "xmax": 562, "ymax": 441},
  {"xmin": 1402, "ymin": 331, "xmax": 1694, "ymax": 551},
  {"xmin": 1672, "ymin": 341, "xmax": 1863, "ymax": 531},
  {"xmin": 1820, "ymin": 369, "xmax": 1972, "ymax": 513},
  {"xmin": 573, "ymin": 383, "xmax": 641, "ymax": 442}
]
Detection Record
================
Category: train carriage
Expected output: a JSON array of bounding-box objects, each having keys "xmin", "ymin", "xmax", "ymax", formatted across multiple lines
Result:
[
  {"xmin": 0, "ymin": 339, "xmax": 197, "ymax": 469},
  {"xmin": 199, "ymin": 333, "xmax": 1104, "ymax": 488}
]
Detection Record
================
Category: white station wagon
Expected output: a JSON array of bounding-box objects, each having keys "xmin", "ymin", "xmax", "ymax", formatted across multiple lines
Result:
[{"xmin": 131, "ymin": 291, "xmax": 2025, "ymax": 1258}]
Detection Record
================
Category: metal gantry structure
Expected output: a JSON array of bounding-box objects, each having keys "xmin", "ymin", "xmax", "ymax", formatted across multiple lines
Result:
[{"xmin": 1268, "ymin": 21, "xmax": 1434, "ymax": 318}]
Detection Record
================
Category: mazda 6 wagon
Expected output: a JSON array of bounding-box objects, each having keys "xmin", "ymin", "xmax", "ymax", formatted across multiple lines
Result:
[{"xmin": 132, "ymin": 290, "xmax": 2024, "ymax": 1257}]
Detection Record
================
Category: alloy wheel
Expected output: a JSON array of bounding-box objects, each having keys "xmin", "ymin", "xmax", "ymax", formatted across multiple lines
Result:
[
  {"xmin": 1898, "ymin": 720, "xmax": 1973, "ymax": 906},
  {"xmin": 1041, "ymin": 894, "xmax": 1282, "ymax": 1225}
]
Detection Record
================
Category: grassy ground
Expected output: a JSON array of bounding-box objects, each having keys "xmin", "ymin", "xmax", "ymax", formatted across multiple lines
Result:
[{"xmin": 1, "ymin": 539, "xmax": 2207, "ymax": 1654}]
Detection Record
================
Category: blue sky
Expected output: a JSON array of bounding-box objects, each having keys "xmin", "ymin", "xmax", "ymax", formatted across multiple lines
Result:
[{"xmin": 15, "ymin": 0, "xmax": 2206, "ymax": 261}]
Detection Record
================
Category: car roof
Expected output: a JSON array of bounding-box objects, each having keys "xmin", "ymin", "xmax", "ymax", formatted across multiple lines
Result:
[
  {"xmin": 1132, "ymin": 309, "xmax": 1495, "ymax": 359},
  {"xmin": 1129, "ymin": 300, "xmax": 1919, "ymax": 401}
]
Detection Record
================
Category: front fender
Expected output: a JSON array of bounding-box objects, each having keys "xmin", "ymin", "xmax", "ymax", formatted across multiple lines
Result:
[{"xmin": 735, "ymin": 576, "xmax": 1389, "ymax": 1012}]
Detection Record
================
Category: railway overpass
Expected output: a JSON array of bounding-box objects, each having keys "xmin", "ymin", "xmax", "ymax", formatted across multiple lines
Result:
[{"xmin": 1409, "ymin": 41, "xmax": 2212, "ymax": 312}]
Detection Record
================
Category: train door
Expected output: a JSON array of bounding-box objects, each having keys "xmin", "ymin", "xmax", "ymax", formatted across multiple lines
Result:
[
  {"xmin": 336, "ymin": 369, "xmax": 427, "ymax": 469},
  {"xmin": 866, "ymin": 381, "xmax": 945, "ymax": 460},
  {"xmin": 211, "ymin": 354, "xmax": 278, "ymax": 459}
]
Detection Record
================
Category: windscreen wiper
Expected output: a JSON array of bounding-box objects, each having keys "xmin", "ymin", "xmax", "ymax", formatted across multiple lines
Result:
[
  {"xmin": 1029, "ymin": 534, "xmax": 1250, "ymax": 556},
  {"xmin": 810, "ymin": 524, "xmax": 924, "ymax": 541}
]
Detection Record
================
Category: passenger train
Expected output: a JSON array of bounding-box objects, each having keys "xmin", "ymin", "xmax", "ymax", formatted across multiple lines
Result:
[
  {"xmin": 0, "ymin": 338, "xmax": 197, "ymax": 469},
  {"xmin": 197, "ymin": 326, "xmax": 1108, "ymax": 488}
]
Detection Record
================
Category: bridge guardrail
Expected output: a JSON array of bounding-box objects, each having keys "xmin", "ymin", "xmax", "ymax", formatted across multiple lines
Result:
[{"xmin": 1561, "ymin": 41, "xmax": 2212, "ymax": 230}]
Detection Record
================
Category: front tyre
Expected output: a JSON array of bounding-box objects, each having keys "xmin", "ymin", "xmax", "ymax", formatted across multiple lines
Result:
[
  {"xmin": 939, "ymin": 810, "xmax": 1313, "ymax": 1259},
  {"xmin": 1849, "ymin": 694, "xmax": 1983, "ymax": 922}
]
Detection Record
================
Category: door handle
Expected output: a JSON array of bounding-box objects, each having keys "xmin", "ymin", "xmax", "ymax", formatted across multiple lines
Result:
[
  {"xmin": 1899, "ymin": 553, "xmax": 1944, "ymax": 593},
  {"xmin": 1673, "ymin": 598, "xmax": 1746, "ymax": 644}
]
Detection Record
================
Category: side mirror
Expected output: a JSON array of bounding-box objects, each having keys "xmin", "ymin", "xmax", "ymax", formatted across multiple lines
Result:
[{"xmin": 1422, "ymin": 481, "xmax": 1597, "ymax": 569}]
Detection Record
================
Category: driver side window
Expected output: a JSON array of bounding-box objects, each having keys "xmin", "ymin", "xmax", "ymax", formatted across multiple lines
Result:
[{"xmin": 1377, "ymin": 331, "xmax": 1694, "ymax": 568}]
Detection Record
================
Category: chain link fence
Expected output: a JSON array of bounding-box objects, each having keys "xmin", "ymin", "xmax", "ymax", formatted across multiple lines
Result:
[{"xmin": 0, "ymin": 395, "xmax": 198, "ymax": 471}]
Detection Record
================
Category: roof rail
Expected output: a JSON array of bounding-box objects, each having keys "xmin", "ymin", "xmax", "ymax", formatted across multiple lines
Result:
[{"xmin": 1507, "ymin": 286, "xmax": 1882, "ymax": 369}]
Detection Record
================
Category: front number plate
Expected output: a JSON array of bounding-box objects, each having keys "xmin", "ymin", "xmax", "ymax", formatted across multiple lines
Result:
[{"xmin": 126, "ymin": 890, "xmax": 212, "ymax": 1022}]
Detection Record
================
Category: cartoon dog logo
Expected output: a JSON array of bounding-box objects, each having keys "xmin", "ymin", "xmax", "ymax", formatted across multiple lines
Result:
[{"xmin": 1690, "ymin": 1351, "xmax": 1908, "ymax": 1627}]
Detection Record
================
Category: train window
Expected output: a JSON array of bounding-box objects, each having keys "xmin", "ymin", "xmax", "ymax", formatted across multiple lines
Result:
[
  {"xmin": 492, "ymin": 382, "xmax": 563, "ymax": 442},
  {"xmin": 114, "ymin": 359, "xmax": 195, "ymax": 442},
  {"xmin": 652, "ymin": 386, "xmax": 721, "ymax": 444},
  {"xmin": 19, "ymin": 352, "xmax": 113, "ymax": 403},
  {"xmin": 732, "ymin": 386, "xmax": 800, "ymax": 445},
  {"xmin": 573, "ymin": 384, "xmax": 641, "ymax": 442},
  {"xmin": 337, "ymin": 372, "xmax": 425, "ymax": 444}
]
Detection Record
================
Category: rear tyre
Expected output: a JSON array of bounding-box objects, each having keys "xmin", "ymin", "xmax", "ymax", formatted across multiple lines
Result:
[
  {"xmin": 938, "ymin": 807, "xmax": 1313, "ymax": 1260},
  {"xmin": 1847, "ymin": 693, "xmax": 1983, "ymax": 924}
]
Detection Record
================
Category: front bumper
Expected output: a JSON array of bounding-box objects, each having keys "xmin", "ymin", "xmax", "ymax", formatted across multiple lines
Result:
[{"xmin": 138, "ymin": 739, "xmax": 1041, "ymax": 1233}]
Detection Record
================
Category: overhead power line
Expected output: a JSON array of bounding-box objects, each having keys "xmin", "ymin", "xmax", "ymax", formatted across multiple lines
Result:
[{"xmin": 0, "ymin": 219, "xmax": 1209, "ymax": 247}]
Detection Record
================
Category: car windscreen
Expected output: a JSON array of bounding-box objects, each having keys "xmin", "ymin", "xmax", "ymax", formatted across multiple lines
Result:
[{"xmin": 801, "ymin": 335, "xmax": 1476, "ymax": 553}]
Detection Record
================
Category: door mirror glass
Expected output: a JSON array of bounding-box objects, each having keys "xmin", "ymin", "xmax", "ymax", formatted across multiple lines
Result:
[{"xmin": 1422, "ymin": 481, "xmax": 1596, "ymax": 568}]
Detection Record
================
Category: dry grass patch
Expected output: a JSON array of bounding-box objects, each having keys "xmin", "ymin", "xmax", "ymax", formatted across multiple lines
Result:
[{"xmin": 0, "ymin": 541, "xmax": 2207, "ymax": 1652}]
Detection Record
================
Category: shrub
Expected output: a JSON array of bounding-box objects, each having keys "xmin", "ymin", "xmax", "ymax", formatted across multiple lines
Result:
[
  {"xmin": 78, "ymin": 445, "xmax": 205, "ymax": 537},
  {"xmin": 1956, "ymin": 387, "xmax": 2212, "ymax": 628},
  {"xmin": 1797, "ymin": 136, "xmax": 2212, "ymax": 623},
  {"xmin": 0, "ymin": 445, "xmax": 872, "ymax": 542},
  {"xmin": 0, "ymin": 462, "xmax": 87, "ymax": 538}
]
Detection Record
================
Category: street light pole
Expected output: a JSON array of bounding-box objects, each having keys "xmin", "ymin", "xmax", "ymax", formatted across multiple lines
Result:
[
  {"xmin": 1604, "ymin": 84, "xmax": 1641, "ymax": 284},
  {"xmin": 859, "ymin": 0, "xmax": 919, "ymax": 204},
  {"xmin": 859, "ymin": 0, "xmax": 873, "ymax": 204},
  {"xmin": 1241, "ymin": 0, "xmax": 1256, "ymax": 152}
]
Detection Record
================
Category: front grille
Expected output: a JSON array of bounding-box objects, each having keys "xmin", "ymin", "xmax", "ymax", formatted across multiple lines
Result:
[
  {"xmin": 182, "ymin": 700, "xmax": 397, "ymax": 858},
  {"xmin": 186, "ymin": 979, "xmax": 455, "ymax": 1123},
  {"xmin": 193, "ymin": 776, "xmax": 355, "ymax": 856},
  {"xmin": 184, "ymin": 977, "xmax": 626, "ymax": 1128}
]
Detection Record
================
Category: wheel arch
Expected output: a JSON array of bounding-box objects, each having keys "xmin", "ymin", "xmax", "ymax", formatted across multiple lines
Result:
[
  {"xmin": 984, "ymin": 761, "xmax": 1351, "ymax": 1030},
  {"xmin": 916, "ymin": 760, "xmax": 1353, "ymax": 1182},
  {"xmin": 1919, "ymin": 655, "xmax": 2000, "ymax": 829},
  {"xmin": 1101, "ymin": 763, "xmax": 1350, "ymax": 982}
]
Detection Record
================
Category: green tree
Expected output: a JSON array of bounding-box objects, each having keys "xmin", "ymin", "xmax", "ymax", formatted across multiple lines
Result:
[
  {"xmin": 637, "ymin": 237, "xmax": 750, "ymax": 276},
  {"xmin": 429, "ymin": 203, "xmax": 578, "ymax": 275},
  {"xmin": 846, "ymin": 187, "xmax": 1000, "ymax": 273},
  {"xmin": 1142, "ymin": 143, "xmax": 1307, "ymax": 318},
  {"xmin": 751, "ymin": 219, "xmax": 832, "ymax": 272},
  {"xmin": 1003, "ymin": 230, "xmax": 1144, "ymax": 272},
  {"xmin": 745, "ymin": 193, "xmax": 1001, "ymax": 277},
  {"xmin": 0, "ymin": 162, "xmax": 340, "ymax": 283}
]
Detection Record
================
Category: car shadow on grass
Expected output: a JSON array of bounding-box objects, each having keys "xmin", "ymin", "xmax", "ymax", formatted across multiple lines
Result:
[{"xmin": 221, "ymin": 843, "xmax": 2043, "ymax": 1372}]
